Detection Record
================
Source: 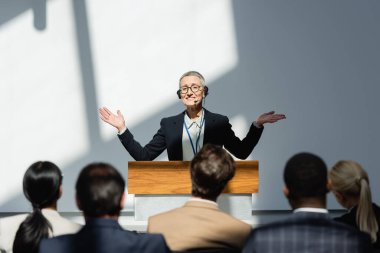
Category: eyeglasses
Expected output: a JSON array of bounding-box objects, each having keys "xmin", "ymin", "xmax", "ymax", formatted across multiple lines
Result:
[{"xmin": 179, "ymin": 85, "xmax": 203, "ymax": 94}]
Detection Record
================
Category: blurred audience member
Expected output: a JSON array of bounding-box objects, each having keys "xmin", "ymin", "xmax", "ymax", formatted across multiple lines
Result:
[
  {"xmin": 243, "ymin": 153, "xmax": 371, "ymax": 253},
  {"xmin": 148, "ymin": 144, "xmax": 251, "ymax": 251},
  {"xmin": 39, "ymin": 162, "xmax": 170, "ymax": 253},
  {"xmin": 0, "ymin": 161, "xmax": 81, "ymax": 253},
  {"xmin": 329, "ymin": 160, "xmax": 380, "ymax": 250}
]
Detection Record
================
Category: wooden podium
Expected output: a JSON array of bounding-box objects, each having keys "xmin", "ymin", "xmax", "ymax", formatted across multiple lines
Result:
[
  {"xmin": 126, "ymin": 161, "xmax": 259, "ymax": 221},
  {"xmin": 128, "ymin": 161, "xmax": 259, "ymax": 194}
]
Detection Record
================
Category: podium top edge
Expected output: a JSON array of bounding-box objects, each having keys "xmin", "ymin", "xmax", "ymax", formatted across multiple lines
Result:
[
  {"xmin": 128, "ymin": 161, "xmax": 259, "ymax": 167},
  {"xmin": 128, "ymin": 160, "xmax": 258, "ymax": 163}
]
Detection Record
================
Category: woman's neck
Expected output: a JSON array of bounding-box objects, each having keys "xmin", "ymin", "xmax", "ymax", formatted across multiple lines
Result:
[
  {"xmin": 344, "ymin": 196, "xmax": 360, "ymax": 210},
  {"xmin": 44, "ymin": 202, "xmax": 58, "ymax": 211},
  {"xmin": 186, "ymin": 105, "xmax": 203, "ymax": 120}
]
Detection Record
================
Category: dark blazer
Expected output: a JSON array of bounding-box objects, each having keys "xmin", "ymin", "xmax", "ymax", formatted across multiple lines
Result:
[
  {"xmin": 38, "ymin": 218, "xmax": 170, "ymax": 253},
  {"xmin": 118, "ymin": 109, "xmax": 264, "ymax": 160},
  {"xmin": 335, "ymin": 203, "xmax": 380, "ymax": 250},
  {"xmin": 242, "ymin": 211, "xmax": 371, "ymax": 253}
]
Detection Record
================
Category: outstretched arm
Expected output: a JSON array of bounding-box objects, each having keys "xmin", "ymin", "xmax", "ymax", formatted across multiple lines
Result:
[
  {"xmin": 99, "ymin": 106, "xmax": 166, "ymax": 160},
  {"xmin": 255, "ymin": 111, "xmax": 286, "ymax": 127},
  {"xmin": 223, "ymin": 111, "xmax": 285, "ymax": 159},
  {"xmin": 99, "ymin": 107, "xmax": 126, "ymax": 133}
]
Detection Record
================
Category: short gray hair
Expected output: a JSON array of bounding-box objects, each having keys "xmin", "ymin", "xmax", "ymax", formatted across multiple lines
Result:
[{"xmin": 179, "ymin": 71, "xmax": 205, "ymax": 88}]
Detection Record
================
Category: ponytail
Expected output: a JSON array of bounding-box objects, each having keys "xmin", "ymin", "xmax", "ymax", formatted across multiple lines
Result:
[
  {"xmin": 329, "ymin": 160, "xmax": 378, "ymax": 242},
  {"xmin": 357, "ymin": 178, "xmax": 378, "ymax": 242},
  {"xmin": 13, "ymin": 161, "xmax": 62, "ymax": 253},
  {"xmin": 13, "ymin": 208, "xmax": 52, "ymax": 253}
]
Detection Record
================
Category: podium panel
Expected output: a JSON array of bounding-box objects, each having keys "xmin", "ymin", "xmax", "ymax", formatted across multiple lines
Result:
[
  {"xmin": 128, "ymin": 161, "xmax": 258, "ymax": 194},
  {"xmin": 127, "ymin": 161, "xmax": 258, "ymax": 220}
]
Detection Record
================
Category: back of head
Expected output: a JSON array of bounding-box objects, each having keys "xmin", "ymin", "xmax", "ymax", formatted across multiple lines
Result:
[
  {"xmin": 329, "ymin": 160, "xmax": 378, "ymax": 242},
  {"xmin": 190, "ymin": 144, "xmax": 235, "ymax": 201},
  {"xmin": 284, "ymin": 153, "xmax": 328, "ymax": 204},
  {"xmin": 23, "ymin": 161, "xmax": 62, "ymax": 209},
  {"xmin": 13, "ymin": 161, "xmax": 62, "ymax": 253},
  {"xmin": 76, "ymin": 162, "xmax": 125, "ymax": 218},
  {"xmin": 329, "ymin": 160, "xmax": 369, "ymax": 197}
]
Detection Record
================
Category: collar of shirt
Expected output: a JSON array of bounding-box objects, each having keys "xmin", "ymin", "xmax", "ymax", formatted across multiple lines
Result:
[
  {"xmin": 188, "ymin": 197, "xmax": 218, "ymax": 207},
  {"xmin": 182, "ymin": 109, "xmax": 205, "ymax": 160},
  {"xmin": 293, "ymin": 207, "xmax": 328, "ymax": 213},
  {"xmin": 41, "ymin": 208, "xmax": 60, "ymax": 217},
  {"xmin": 184, "ymin": 110, "xmax": 204, "ymax": 129}
]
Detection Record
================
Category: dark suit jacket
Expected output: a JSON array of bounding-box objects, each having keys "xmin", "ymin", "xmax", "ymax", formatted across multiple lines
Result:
[
  {"xmin": 335, "ymin": 203, "xmax": 380, "ymax": 250},
  {"xmin": 242, "ymin": 211, "xmax": 372, "ymax": 253},
  {"xmin": 38, "ymin": 218, "xmax": 170, "ymax": 253},
  {"xmin": 118, "ymin": 109, "xmax": 264, "ymax": 160}
]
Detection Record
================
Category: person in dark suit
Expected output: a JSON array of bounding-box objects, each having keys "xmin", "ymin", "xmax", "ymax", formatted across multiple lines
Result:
[
  {"xmin": 242, "ymin": 153, "xmax": 372, "ymax": 253},
  {"xmin": 99, "ymin": 71, "xmax": 285, "ymax": 161},
  {"xmin": 38, "ymin": 162, "xmax": 170, "ymax": 253},
  {"xmin": 329, "ymin": 160, "xmax": 380, "ymax": 250}
]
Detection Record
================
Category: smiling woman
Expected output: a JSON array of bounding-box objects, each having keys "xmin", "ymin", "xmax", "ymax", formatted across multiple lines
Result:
[
  {"xmin": 177, "ymin": 72, "xmax": 208, "ymax": 110},
  {"xmin": 99, "ymin": 70, "xmax": 286, "ymax": 161}
]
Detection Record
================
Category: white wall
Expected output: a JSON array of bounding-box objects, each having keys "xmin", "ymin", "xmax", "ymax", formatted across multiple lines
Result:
[{"xmin": 1, "ymin": 0, "xmax": 379, "ymax": 216}]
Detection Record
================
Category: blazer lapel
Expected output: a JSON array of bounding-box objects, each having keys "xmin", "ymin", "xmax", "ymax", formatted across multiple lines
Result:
[
  {"xmin": 170, "ymin": 108, "xmax": 217, "ymax": 160},
  {"xmin": 203, "ymin": 109, "xmax": 217, "ymax": 144},
  {"xmin": 169, "ymin": 111, "xmax": 185, "ymax": 160}
]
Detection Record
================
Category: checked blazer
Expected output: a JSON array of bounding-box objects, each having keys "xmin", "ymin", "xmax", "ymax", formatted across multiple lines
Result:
[{"xmin": 242, "ymin": 211, "xmax": 371, "ymax": 253}]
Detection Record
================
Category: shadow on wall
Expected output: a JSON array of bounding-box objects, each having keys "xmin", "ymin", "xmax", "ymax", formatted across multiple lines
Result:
[
  {"xmin": 0, "ymin": 0, "xmax": 47, "ymax": 30},
  {"xmin": 1, "ymin": 0, "xmax": 269, "ymax": 214},
  {"xmin": 5, "ymin": 0, "xmax": 380, "ymax": 214}
]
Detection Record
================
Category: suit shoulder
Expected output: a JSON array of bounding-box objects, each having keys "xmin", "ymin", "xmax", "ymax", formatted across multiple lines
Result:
[
  {"xmin": 163, "ymin": 112, "xmax": 185, "ymax": 120},
  {"xmin": 139, "ymin": 232, "xmax": 166, "ymax": 241},
  {"xmin": 134, "ymin": 233, "xmax": 169, "ymax": 251},
  {"xmin": 39, "ymin": 234, "xmax": 75, "ymax": 253},
  {"xmin": 215, "ymin": 210, "xmax": 251, "ymax": 228},
  {"xmin": 334, "ymin": 211, "xmax": 354, "ymax": 224},
  {"xmin": 372, "ymin": 203, "xmax": 380, "ymax": 217},
  {"xmin": 251, "ymin": 215, "xmax": 369, "ymax": 236},
  {"xmin": 161, "ymin": 109, "xmax": 228, "ymax": 122},
  {"xmin": 205, "ymin": 110, "xmax": 228, "ymax": 119},
  {"xmin": 149, "ymin": 207, "xmax": 181, "ymax": 222},
  {"xmin": 159, "ymin": 112, "xmax": 185, "ymax": 125},
  {"xmin": 147, "ymin": 207, "xmax": 186, "ymax": 231},
  {"xmin": 42, "ymin": 233, "xmax": 75, "ymax": 244}
]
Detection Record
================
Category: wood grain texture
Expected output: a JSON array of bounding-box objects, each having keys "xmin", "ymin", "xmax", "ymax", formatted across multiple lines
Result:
[{"xmin": 128, "ymin": 161, "xmax": 259, "ymax": 194}]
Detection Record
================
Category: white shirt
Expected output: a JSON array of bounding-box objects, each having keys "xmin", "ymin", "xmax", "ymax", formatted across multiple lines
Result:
[
  {"xmin": 293, "ymin": 207, "xmax": 328, "ymax": 214},
  {"xmin": 0, "ymin": 209, "xmax": 81, "ymax": 253},
  {"xmin": 182, "ymin": 110, "xmax": 205, "ymax": 160}
]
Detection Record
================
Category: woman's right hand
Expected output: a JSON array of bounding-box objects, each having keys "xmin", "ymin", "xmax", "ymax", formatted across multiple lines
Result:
[{"xmin": 99, "ymin": 107, "xmax": 126, "ymax": 133}]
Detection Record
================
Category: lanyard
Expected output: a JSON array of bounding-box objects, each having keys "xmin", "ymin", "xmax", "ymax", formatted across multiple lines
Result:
[{"xmin": 184, "ymin": 113, "xmax": 205, "ymax": 155}]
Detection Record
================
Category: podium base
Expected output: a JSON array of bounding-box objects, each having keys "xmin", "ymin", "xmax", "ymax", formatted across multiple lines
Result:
[{"xmin": 131, "ymin": 194, "xmax": 252, "ymax": 221}]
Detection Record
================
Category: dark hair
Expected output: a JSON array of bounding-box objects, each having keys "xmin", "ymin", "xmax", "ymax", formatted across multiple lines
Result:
[
  {"xmin": 190, "ymin": 144, "xmax": 235, "ymax": 200},
  {"xmin": 284, "ymin": 152, "xmax": 328, "ymax": 201},
  {"xmin": 13, "ymin": 161, "xmax": 63, "ymax": 253},
  {"xmin": 76, "ymin": 162, "xmax": 125, "ymax": 217}
]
